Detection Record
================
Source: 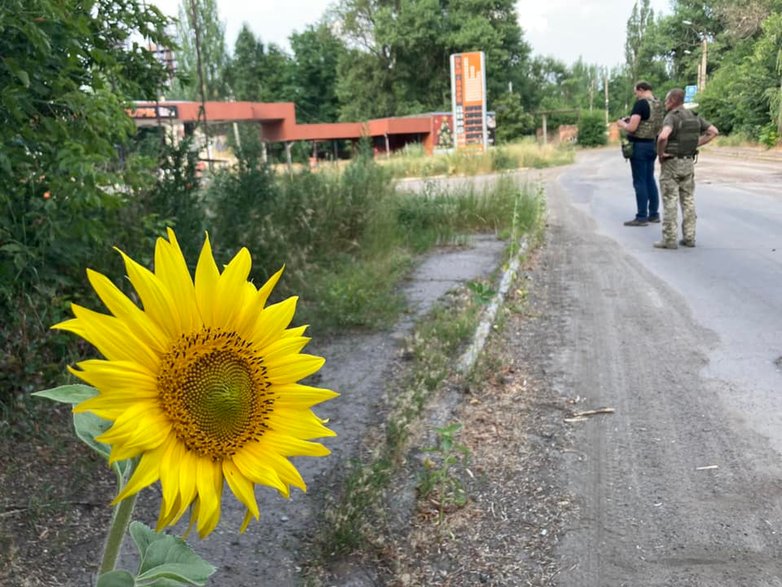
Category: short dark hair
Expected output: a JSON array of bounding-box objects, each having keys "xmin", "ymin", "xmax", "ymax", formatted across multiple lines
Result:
[
  {"xmin": 666, "ymin": 88, "xmax": 685, "ymax": 105},
  {"xmin": 635, "ymin": 80, "xmax": 653, "ymax": 91}
]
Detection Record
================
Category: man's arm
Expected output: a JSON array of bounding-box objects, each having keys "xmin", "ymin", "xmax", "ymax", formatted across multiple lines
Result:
[
  {"xmin": 618, "ymin": 114, "xmax": 642, "ymax": 133},
  {"xmin": 698, "ymin": 124, "xmax": 719, "ymax": 147},
  {"xmin": 657, "ymin": 125, "xmax": 673, "ymax": 161}
]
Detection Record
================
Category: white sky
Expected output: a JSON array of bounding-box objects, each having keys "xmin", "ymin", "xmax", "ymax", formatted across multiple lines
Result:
[{"xmin": 150, "ymin": 0, "xmax": 671, "ymax": 69}]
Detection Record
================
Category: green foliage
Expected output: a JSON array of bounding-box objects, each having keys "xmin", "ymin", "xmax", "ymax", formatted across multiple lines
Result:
[
  {"xmin": 170, "ymin": 0, "xmax": 229, "ymax": 100},
  {"xmin": 494, "ymin": 92, "xmax": 536, "ymax": 142},
  {"xmin": 290, "ymin": 23, "xmax": 346, "ymax": 122},
  {"xmin": 334, "ymin": 0, "xmax": 531, "ymax": 119},
  {"xmin": 418, "ymin": 422, "xmax": 471, "ymax": 523},
  {"xmin": 226, "ymin": 25, "xmax": 297, "ymax": 103},
  {"xmin": 759, "ymin": 122, "xmax": 779, "ymax": 147},
  {"xmin": 696, "ymin": 11, "xmax": 781, "ymax": 137},
  {"xmin": 467, "ymin": 280, "xmax": 496, "ymax": 305},
  {"xmin": 578, "ymin": 110, "xmax": 609, "ymax": 147},
  {"xmin": 93, "ymin": 522, "xmax": 216, "ymax": 586},
  {"xmin": 0, "ymin": 0, "xmax": 171, "ymax": 406}
]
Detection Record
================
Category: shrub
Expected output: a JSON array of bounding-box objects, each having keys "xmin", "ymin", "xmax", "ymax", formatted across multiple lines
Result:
[{"xmin": 577, "ymin": 111, "xmax": 608, "ymax": 147}]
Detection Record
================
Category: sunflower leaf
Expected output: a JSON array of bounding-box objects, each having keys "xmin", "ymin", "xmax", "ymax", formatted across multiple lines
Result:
[
  {"xmin": 73, "ymin": 411, "xmax": 112, "ymax": 460},
  {"xmin": 71, "ymin": 409, "xmax": 132, "ymax": 479},
  {"xmin": 95, "ymin": 570, "xmax": 135, "ymax": 587},
  {"xmin": 131, "ymin": 521, "xmax": 216, "ymax": 586},
  {"xmin": 32, "ymin": 384, "xmax": 98, "ymax": 404}
]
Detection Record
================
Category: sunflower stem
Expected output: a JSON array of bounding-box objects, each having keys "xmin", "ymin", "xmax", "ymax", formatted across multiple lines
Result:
[{"xmin": 99, "ymin": 492, "xmax": 138, "ymax": 576}]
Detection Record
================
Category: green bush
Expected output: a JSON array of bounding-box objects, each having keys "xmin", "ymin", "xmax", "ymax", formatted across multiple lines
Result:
[
  {"xmin": 759, "ymin": 123, "xmax": 780, "ymax": 148},
  {"xmin": 577, "ymin": 111, "xmax": 608, "ymax": 147}
]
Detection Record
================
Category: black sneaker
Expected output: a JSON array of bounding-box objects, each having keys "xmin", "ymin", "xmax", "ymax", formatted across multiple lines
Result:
[
  {"xmin": 624, "ymin": 218, "xmax": 649, "ymax": 226},
  {"xmin": 648, "ymin": 215, "xmax": 661, "ymax": 223},
  {"xmin": 679, "ymin": 239, "xmax": 695, "ymax": 247}
]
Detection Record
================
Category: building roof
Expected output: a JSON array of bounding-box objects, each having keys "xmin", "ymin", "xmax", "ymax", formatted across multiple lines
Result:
[{"xmin": 130, "ymin": 100, "xmax": 433, "ymax": 143}]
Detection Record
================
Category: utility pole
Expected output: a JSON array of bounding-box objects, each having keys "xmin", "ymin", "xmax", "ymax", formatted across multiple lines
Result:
[
  {"xmin": 604, "ymin": 72, "xmax": 609, "ymax": 127},
  {"xmin": 698, "ymin": 37, "xmax": 708, "ymax": 92},
  {"xmin": 190, "ymin": 0, "xmax": 212, "ymax": 171}
]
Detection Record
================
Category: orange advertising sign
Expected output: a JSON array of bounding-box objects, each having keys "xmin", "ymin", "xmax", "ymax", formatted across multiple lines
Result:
[{"xmin": 450, "ymin": 51, "xmax": 487, "ymax": 150}]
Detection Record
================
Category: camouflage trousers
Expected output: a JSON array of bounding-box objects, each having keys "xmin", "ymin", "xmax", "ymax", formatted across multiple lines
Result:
[{"xmin": 659, "ymin": 157, "xmax": 697, "ymax": 244}]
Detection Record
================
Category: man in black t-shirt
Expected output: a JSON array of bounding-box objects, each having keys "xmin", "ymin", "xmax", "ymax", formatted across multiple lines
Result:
[{"xmin": 617, "ymin": 80, "xmax": 663, "ymax": 226}]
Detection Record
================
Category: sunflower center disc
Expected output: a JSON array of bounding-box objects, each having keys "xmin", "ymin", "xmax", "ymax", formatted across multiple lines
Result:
[
  {"xmin": 186, "ymin": 350, "xmax": 254, "ymax": 439},
  {"xmin": 159, "ymin": 328, "xmax": 273, "ymax": 460}
]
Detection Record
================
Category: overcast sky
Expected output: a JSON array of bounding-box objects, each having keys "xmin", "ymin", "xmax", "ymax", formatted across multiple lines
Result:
[{"xmin": 151, "ymin": 0, "xmax": 671, "ymax": 69}]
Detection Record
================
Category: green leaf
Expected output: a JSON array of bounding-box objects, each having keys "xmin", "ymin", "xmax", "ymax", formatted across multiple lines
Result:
[
  {"xmin": 96, "ymin": 570, "xmax": 135, "ymax": 587},
  {"xmin": 130, "ymin": 522, "xmax": 216, "ymax": 586},
  {"xmin": 32, "ymin": 384, "xmax": 98, "ymax": 404},
  {"xmin": 73, "ymin": 410, "xmax": 112, "ymax": 460}
]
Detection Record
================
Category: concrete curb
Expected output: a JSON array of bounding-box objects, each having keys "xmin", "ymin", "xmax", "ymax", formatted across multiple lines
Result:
[{"xmin": 457, "ymin": 236, "xmax": 530, "ymax": 374}]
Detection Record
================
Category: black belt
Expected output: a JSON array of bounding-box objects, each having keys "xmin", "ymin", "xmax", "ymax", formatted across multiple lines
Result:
[{"xmin": 667, "ymin": 155, "xmax": 694, "ymax": 159}]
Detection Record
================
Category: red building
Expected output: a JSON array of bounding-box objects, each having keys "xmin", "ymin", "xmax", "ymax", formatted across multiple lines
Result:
[{"xmin": 130, "ymin": 100, "xmax": 452, "ymax": 164}]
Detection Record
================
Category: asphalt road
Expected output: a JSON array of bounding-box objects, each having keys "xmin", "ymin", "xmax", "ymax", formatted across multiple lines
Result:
[{"xmin": 541, "ymin": 149, "xmax": 782, "ymax": 586}]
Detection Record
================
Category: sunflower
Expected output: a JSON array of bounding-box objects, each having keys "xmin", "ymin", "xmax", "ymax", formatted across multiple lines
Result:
[{"xmin": 55, "ymin": 229, "xmax": 337, "ymax": 538}]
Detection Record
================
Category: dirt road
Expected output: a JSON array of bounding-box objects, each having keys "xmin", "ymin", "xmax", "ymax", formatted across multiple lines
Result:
[{"xmin": 538, "ymin": 150, "xmax": 782, "ymax": 586}]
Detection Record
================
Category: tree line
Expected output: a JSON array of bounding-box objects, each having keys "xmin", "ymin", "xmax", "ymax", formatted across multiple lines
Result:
[{"xmin": 172, "ymin": 0, "xmax": 782, "ymax": 144}]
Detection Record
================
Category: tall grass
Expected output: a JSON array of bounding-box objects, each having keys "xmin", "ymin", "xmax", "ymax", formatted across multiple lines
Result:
[
  {"xmin": 203, "ymin": 155, "xmax": 542, "ymax": 333},
  {"xmin": 379, "ymin": 137, "xmax": 574, "ymax": 178}
]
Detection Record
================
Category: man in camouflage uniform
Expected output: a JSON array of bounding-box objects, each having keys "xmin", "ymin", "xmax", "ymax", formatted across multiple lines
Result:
[{"xmin": 654, "ymin": 88, "xmax": 719, "ymax": 249}]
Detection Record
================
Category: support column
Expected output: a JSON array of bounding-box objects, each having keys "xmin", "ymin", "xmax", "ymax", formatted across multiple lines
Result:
[
  {"xmin": 285, "ymin": 142, "xmax": 292, "ymax": 172},
  {"xmin": 542, "ymin": 114, "xmax": 548, "ymax": 145}
]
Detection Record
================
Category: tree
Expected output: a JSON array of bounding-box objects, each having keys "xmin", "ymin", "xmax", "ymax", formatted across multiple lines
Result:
[
  {"xmin": 170, "ymin": 0, "xmax": 229, "ymax": 100},
  {"xmin": 0, "ymin": 0, "xmax": 171, "ymax": 397},
  {"xmin": 625, "ymin": 0, "xmax": 658, "ymax": 83},
  {"xmin": 290, "ymin": 23, "xmax": 346, "ymax": 122},
  {"xmin": 333, "ymin": 0, "xmax": 532, "ymax": 120},
  {"xmin": 227, "ymin": 24, "xmax": 266, "ymax": 100},
  {"xmin": 493, "ymin": 92, "xmax": 535, "ymax": 142}
]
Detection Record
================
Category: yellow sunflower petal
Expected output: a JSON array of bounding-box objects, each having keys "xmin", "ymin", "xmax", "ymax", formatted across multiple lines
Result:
[
  {"xmin": 239, "ymin": 508, "xmax": 256, "ymax": 533},
  {"xmin": 257, "ymin": 266, "xmax": 284, "ymax": 307},
  {"xmin": 154, "ymin": 230, "xmax": 200, "ymax": 334},
  {"xmin": 250, "ymin": 297, "xmax": 298, "ymax": 350},
  {"xmin": 266, "ymin": 353, "xmax": 325, "ymax": 384},
  {"xmin": 273, "ymin": 383, "xmax": 340, "ymax": 408},
  {"xmin": 223, "ymin": 460, "xmax": 260, "ymax": 522},
  {"xmin": 194, "ymin": 234, "xmax": 220, "ymax": 326},
  {"xmin": 267, "ymin": 407, "xmax": 337, "ymax": 440},
  {"xmin": 86, "ymin": 269, "xmax": 169, "ymax": 353},
  {"xmin": 212, "ymin": 247, "xmax": 253, "ymax": 329},
  {"xmin": 173, "ymin": 449, "xmax": 199, "ymax": 524},
  {"xmin": 55, "ymin": 305, "xmax": 159, "ymax": 371},
  {"xmin": 117, "ymin": 249, "xmax": 183, "ymax": 340},
  {"xmin": 158, "ymin": 439, "xmax": 184, "ymax": 522},
  {"xmin": 97, "ymin": 403, "xmax": 170, "ymax": 460},
  {"xmin": 69, "ymin": 359, "xmax": 157, "ymax": 394},
  {"xmin": 261, "ymin": 430, "xmax": 331, "ymax": 457},
  {"xmin": 236, "ymin": 441, "xmax": 307, "ymax": 492},
  {"xmin": 282, "ymin": 325, "xmax": 308, "ymax": 338},
  {"xmin": 195, "ymin": 458, "xmax": 223, "ymax": 538},
  {"xmin": 260, "ymin": 336, "xmax": 311, "ymax": 364},
  {"xmin": 231, "ymin": 448, "xmax": 289, "ymax": 496},
  {"xmin": 114, "ymin": 444, "xmax": 165, "ymax": 503}
]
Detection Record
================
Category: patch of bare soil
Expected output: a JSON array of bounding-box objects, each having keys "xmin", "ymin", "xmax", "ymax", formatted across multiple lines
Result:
[
  {"xmin": 0, "ymin": 404, "xmax": 115, "ymax": 586},
  {"xmin": 388, "ymin": 257, "xmax": 576, "ymax": 585}
]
